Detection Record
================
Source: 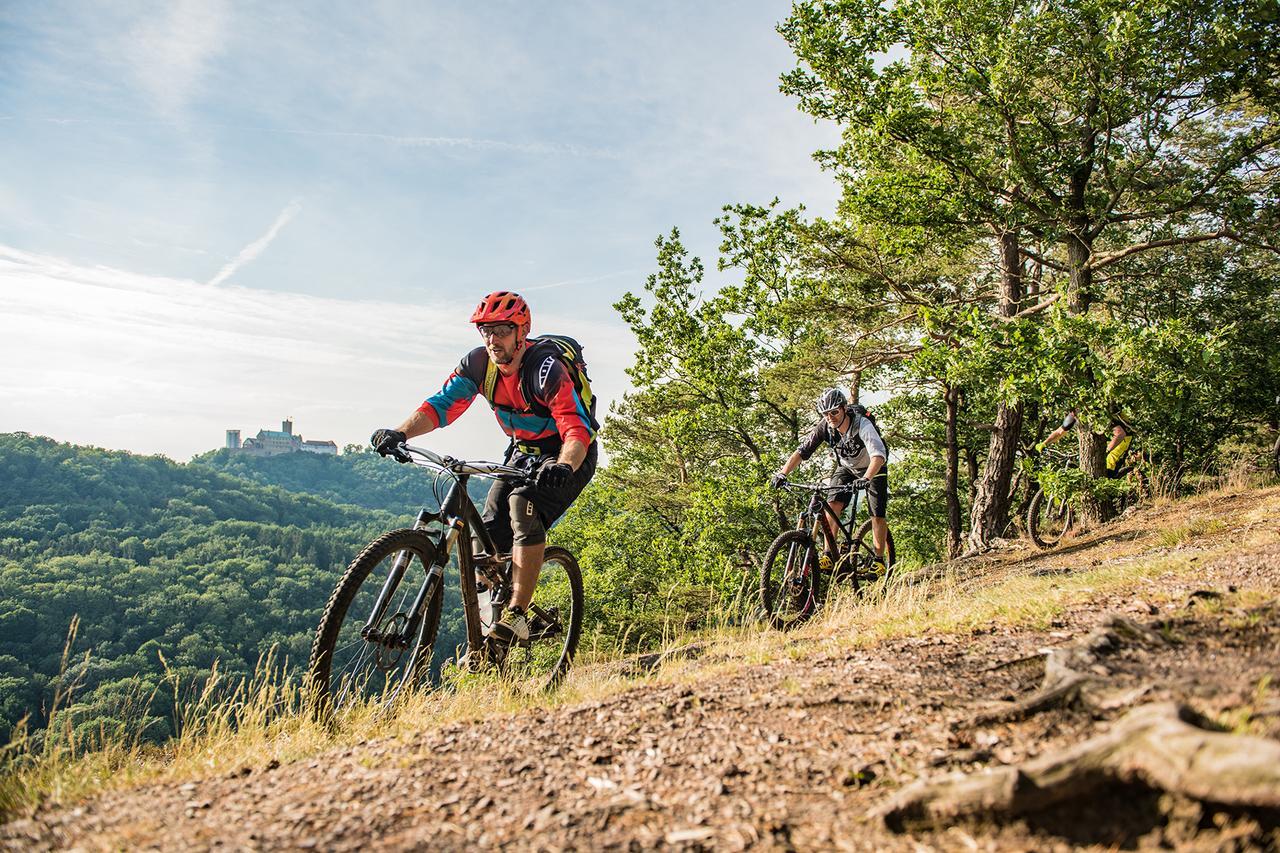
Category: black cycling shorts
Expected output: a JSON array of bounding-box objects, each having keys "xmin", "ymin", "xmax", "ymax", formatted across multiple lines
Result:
[
  {"xmin": 482, "ymin": 441, "xmax": 598, "ymax": 552},
  {"xmin": 827, "ymin": 467, "xmax": 889, "ymax": 518}
]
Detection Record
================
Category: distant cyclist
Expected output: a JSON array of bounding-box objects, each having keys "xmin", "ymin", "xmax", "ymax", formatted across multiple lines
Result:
[
  {"xmin": 370, "ymin": 291, "xmax": 598, "ymax": 648},
  {"xmin": 771, "ymin": 388, "xmax": 890, "ymax": 567},
  {"xmin": 1036, "ymin": 408, "xmax": 1135, "ymax": 477}
]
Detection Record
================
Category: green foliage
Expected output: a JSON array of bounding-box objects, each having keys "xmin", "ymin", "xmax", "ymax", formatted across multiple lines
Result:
[{"xmin": 0, "ymin": 434, "xmax": 469, "ymax": 745}]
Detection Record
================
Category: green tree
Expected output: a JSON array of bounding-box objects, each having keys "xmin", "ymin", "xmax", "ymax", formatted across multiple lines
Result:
[{"xmin": 781, "ymin": 0, "xmax": 1280, "ymax": 535}]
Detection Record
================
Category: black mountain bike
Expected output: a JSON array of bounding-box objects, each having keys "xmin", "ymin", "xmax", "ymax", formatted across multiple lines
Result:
[
  {"xmin": 1026, "ymin": 450, "xmax": 1077, "ymax": 550},
  {"xmin": 760, "ymin": 480, "xmax": 896, "ymax": 629},
  {"xmin": 307, "ymin": 443, "xmax": 583, "ymax": 716},
  {"xmin": 1026, "ymin": 449, "xmax": 1142, "ymax": 550}
]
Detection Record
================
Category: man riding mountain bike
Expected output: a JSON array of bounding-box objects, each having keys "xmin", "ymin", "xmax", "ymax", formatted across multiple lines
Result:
[
  {"xmin": 771, "ymin": 388, "xmax": 890, "ymax": 569},
  {"xmin": 1036, "ymin": 408, "xmax": 1135, "ymax": 477},
  {"xmin": 370, "ymin": 291, "xmax": 599, "ymax": 649}
]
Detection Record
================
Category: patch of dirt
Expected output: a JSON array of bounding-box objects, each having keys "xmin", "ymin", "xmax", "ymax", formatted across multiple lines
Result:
[{"xmin": 4, "ymin": 490, "xmax": 1280, "ymax": 851}]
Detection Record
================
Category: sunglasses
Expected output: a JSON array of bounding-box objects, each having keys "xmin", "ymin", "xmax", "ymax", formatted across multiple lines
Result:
[{"xmin": 478, "ymin": 323, "xmax": 517, "ymax": 339}]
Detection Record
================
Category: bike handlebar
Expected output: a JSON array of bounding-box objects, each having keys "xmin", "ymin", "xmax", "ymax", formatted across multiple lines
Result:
[
  {"xmin": 781, "ymin": 481, "xmax": 849, "ymax": 494},
  {"xmin": 397, "ymin": 443, "xmax": 529, "ymax": 481}
]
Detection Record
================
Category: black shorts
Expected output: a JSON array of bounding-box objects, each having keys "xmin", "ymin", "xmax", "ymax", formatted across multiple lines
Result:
[
  {"xmin": 827, "ymin": 467, "xmax": 889, "ymax": 518},
  {"xmin": 482, "ymin": 441, "xmax": 598, "ymax": 552}
]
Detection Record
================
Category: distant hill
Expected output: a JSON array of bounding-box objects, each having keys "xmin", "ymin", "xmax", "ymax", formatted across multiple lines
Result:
[
  {"xmin": 192, "ymin": 447, "xmax": 490, "ymax": 515},
  {"xmin": 0, "ymin": 434, "xmax": 469, "ymax": 745}
]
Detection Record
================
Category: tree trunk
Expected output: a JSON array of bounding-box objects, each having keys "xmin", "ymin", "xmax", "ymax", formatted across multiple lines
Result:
[
  {"xmin": 1077, "ymin": 427, "xmax": 1110, "ymax": 523},
  {"xmin": 968, "ymin": 402, "xmax": 1023, "ymax": 549},
  {"xmin": 944, "ymin": 384, "xmax": 962, "ymax": 559},
  {"xmin": 967, "ymin": 230, "xmax": 1025, "ymax": 550},
  {"xmin": 1063, "ymin": 120, "xmax": 1112, "ymax": 523},
  {"xmin": 965, "ymin": 448, "xmax": 978, "ymax": 500}
]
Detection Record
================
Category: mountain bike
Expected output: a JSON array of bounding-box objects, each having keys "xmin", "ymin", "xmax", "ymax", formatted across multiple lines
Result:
[
  {"xmin": 1026, "ymin": 449, "xmax": 1076, "ymax": 549},
  {"xmin": 307, "ymin": 443, "xmax": 583, "ymax": 716},
  {"xmin": 1026, "ymin": 448, "xmax": 1142, "ymax": 549},
  {"xmin": 760, "ymin": 480, "xmax": 896, "ymax": 629}
]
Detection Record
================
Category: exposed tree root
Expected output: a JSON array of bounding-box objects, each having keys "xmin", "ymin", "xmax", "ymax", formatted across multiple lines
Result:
[
  {"xmin": 879, "ymin": 701, "xmax": 1280, "ymax": 832},
  {"xmin": 964, "ymin": 614, "xmax": 1165, "ymax": 727}
]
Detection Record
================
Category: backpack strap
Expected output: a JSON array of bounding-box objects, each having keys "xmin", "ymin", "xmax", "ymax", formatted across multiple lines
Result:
[
  {"xmin": 477, "ymin": 341, "xmax": 550, "ymax": 417},
  {"xmin": 483, "ymin": 357, "xmax": 500, "ymax": 407}
]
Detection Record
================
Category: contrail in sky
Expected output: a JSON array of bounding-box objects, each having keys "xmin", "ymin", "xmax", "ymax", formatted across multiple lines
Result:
[{"xmin": 208, "ymin": 199, "xmax": 302, "ymax": 286}]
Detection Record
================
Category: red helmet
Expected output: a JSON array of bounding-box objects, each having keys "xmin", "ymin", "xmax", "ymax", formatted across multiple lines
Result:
[{"xmin": 470, "ymin": 291, "xmax": 531, "ymax": 327}]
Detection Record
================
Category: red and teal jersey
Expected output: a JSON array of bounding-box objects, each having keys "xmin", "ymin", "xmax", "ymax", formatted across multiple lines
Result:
[{"xmin": 416, "ymin": 345, "xmax": 596, "ymax": 449}]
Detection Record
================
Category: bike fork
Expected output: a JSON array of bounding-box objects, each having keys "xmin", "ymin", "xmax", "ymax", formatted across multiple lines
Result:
[{"xmin": 363, "ymin": 550, "xmax": 414, "ymax": 637}]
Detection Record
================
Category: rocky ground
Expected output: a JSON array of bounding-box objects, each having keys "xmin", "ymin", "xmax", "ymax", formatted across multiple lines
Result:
[{"xmin": 5, "ymin": 488, "xmax": 1279, "ymax": 851}]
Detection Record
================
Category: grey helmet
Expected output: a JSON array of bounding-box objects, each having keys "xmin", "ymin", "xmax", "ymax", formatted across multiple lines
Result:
[{"xmin": 815, "ymin": 387, "xmax": 847, "ymax": 415}]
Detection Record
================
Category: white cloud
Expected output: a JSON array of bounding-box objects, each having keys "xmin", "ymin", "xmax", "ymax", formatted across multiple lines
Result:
[
  {"xmin": 0, "ymin": 245, "xmax": 636, "ymax": 462},
  {"xmin": 262, "ymin": 128, "xmax": 622, "ymax": 160},
  {"xmin": 522, "ymin": 270, "xmax": 640, "ymax": 293},
  {"xmin": 125, "ymin": 0, "xmax": 230, "ymax": 115},
  {"xmin": 208, "ymin": 199, "xmax": 302, "ymax": 287}
]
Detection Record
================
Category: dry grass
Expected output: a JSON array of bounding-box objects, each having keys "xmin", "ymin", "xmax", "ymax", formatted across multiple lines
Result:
[{"xmin": 5, "ymin": 484, "xmax": 1279, "ymax": 822}]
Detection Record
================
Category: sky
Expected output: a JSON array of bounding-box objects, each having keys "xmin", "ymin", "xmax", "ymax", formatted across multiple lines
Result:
[{"xmin": 0, "ymin": 0, "xmax": 840, "ymax": 462}]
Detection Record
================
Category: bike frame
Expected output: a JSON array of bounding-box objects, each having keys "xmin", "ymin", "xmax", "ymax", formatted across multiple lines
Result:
[
  {"xmin": 790, "ymin": 482, "xmax": 865, "ymax": 553},
  {"xmin": 366, "ymin": 445, "xmax": 524, "ymax": 669}
]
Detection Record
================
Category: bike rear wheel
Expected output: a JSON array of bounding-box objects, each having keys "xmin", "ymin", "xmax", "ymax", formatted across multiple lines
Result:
[
  {"xmin": 489, "ymin": 546, "xmax": 583, "ymax": 691},
  {"xmin": 845, "ymin": 520, "xmax": 896, "ymax": 594},
  {"xmin": 760, "ymin": 530, "xmax": 823, "ymax": 630},
  {"xmin": 308, "ymin": 528, "xmax": 444, "ymax": 717},
  {"xmin": 1028, "ymin": 489, "xmax": 1073, "ymax": 549}
]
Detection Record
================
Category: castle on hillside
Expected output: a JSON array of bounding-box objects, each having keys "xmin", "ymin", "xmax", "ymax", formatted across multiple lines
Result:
[{"xmin": 225, "ymin": 419, "xmax": 338, "ymax": 457}]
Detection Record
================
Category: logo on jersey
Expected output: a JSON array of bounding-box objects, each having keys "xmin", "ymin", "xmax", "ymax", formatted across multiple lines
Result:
[{"xmin": 538, "ymin": 355, "xmax": 556, "ymax": 387}]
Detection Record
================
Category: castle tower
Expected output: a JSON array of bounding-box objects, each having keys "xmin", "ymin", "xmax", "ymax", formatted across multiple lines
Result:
[{"xmin": 226, "ymin": 429, "xmax": 241, "ymax": 450}]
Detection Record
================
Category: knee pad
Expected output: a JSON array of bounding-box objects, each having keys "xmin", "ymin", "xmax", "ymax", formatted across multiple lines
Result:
[{"xmin": 509, "ymin": 494, "xmax": 546, "ymax": 546}]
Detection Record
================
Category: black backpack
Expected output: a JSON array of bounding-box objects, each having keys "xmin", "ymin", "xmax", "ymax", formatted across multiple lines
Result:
[
  {"xmin": 480, "ymin": 335, "xmax": 599, "ymax": 429},
  {"xmin": 826, "ymin": 404, "xmax": 887, "ymax": 455}
]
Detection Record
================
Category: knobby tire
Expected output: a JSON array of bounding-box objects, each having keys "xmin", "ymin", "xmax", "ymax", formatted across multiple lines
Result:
[
  {"xmin": 846, "ymin": 521, "xmax": 897, "ymax": 594},
  {"xmin": 760, "ymin": 530, "xmax": 822, "ymax": 630},
  {"xmin": 495, "ymin": 545, "xmax": 583, "ymax": 691},
  {"xmin": 308, "ymin": 528, "xmax": 443, "ymax": 718},
  {"xmin": 1027, "ymin": 489, "xmax": 1073, "ymax": 550}
]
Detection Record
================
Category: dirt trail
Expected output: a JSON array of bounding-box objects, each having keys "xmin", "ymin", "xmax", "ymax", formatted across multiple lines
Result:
[{"xmin": 5, "ymin": 489, "xmax": 1280, "ymax": 851}]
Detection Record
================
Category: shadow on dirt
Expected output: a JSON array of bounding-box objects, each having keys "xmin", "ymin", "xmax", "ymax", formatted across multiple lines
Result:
[{"xmin": 1015, "ymin": 782, "xmax": 1280, "ymax": 850}]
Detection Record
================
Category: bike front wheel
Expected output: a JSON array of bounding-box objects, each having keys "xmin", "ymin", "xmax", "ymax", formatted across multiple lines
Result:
[
  {"xmin": 1027, "ymin": 489, "xmax": 1073, "ymax": 549},
  {"xmin": 760, "ymin": 530, "xmax": 823, "ymax": 630},
  {"xmin": 491, "ymin": 546, "xmax": 583, "ymax": 691},
  {"xmin": 308, "ymin": 528, "xmax": 444, "ymax": 718},
  {"xmin": 845, "ymin": 520, "xmax": 896, "ymax": 594}
]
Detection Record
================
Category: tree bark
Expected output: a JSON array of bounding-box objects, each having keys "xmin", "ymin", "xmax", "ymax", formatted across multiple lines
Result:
[
  {"xmin": 965, "ymin": 448, "xmax": 978, "ymax": 500},
  {"xmin": 967, "ymin": 230, "xmax": 1025, "ymax": 549},
  {"xmin": 967, "ymin": 402, "xmax": 1023, "ymax": 549},
  {"xmin": 944, "ymin": 384, "xmax": 962, "ymax": 559}
]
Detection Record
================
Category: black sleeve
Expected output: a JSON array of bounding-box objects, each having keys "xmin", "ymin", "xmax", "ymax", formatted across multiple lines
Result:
[
  {"xmin": 457, "ymin": 346, "xmax": 489, "ymax": 386},
  {"xmin": 797, "ymin": 422, "xmax": 827, "ymax": 461}
]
